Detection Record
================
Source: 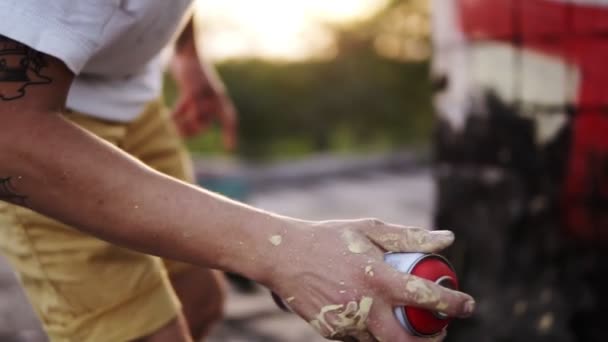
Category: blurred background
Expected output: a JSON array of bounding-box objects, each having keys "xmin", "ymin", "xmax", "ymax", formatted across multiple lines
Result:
[{"xmin": 170, "ymin": 0, "xmax": 432, "ymax": 160}]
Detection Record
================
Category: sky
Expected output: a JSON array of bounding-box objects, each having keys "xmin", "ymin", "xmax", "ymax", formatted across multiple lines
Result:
[{"xmin": 195, "ymin": 0, "xmax": 388, "ymax": 61}]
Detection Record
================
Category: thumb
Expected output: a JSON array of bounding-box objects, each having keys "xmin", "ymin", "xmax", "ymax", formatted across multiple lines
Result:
[{"xmin": 361, "ymin": 221, "xmax": 454, "ymax": 253}]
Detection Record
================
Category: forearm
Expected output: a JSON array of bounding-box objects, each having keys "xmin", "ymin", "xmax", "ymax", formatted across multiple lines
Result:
[
  {"xmin": 0, "ymin": 110, "xmax": 286, "ymax": 283},
  {"xmin": 175, "ymin": 16, "xmax": 197, "ymax": 55},
  {"xmin": 171, "ymin": 16, "xmax": 226, "ymax": 93}
]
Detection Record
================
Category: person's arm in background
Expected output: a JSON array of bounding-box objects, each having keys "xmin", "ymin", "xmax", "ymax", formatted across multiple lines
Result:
[
  {"xmin": 169, "ymin": 15, "xmax": 238, "ymax": 149},
  {"xmin": 0, "ymin": 35, "xmax": 473, "ymax": 342}
]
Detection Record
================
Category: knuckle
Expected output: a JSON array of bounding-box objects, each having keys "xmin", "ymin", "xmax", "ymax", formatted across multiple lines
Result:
[
  {"xmin": 366, "ymin": 218, "xmax": 385, "ymax": 227},
  {"xmin": 372, "ymin": 269, "xmax": 400, "ymax": 299},
  {"xmin": 367, "ymin": 271, "xmax": 388, "ymax": 291}
]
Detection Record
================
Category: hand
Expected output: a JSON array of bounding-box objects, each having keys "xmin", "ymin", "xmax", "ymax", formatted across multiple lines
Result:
[
  {"xmin": 265, "ymin": 219, "xmax": 475, "ymax": 342},
  {"xmin": 170, "ymin": 54, "xmax": 238, "ymax": 150}
]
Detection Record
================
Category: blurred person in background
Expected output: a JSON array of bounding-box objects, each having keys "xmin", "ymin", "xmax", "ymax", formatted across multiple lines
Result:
[
  {"xmin": 170, "ymin": 17, "xmax": 238, "ymax": 148},
  {"xmin": 0, "ymin": 1, "xmax": 475, "ymax": 341},
  {"xmin": 431, "ymin": 0, "xmax": 608, "ymax": 341}
]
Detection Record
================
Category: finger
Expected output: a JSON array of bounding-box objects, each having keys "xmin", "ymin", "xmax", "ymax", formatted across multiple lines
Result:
[
  {"xmin": 185, "ymin": 117, "xmax": 204, "ymax": 137},
  {"xmin": 378, "ymin": 264, "xmax": 475, "ymax": 318},
  {"xmin": 433, "ymin": 330, "xmax": 448, "ymax": 342},
  {"xmin": 367, "ymin": 299, "xmax": 414, "ymax": 342},
  {"xmin": 174, "ymin": 109, "xmax": 195, "ymax": 128},
  {"xmin": 218, "ymin": 101, "xmax": 238, "ymax": 150},
  {"xmin": 361, "ymin": 221, "xmax": 455, "ymax": 253},
  {"xmin": 369, "ymin": 305, "xmax": 448, "ymax": 342},
  {"xmin": 170, "ymin": 96, "xmax": 191, "ymax": 119},
  {"xmin": 195, "ymin": 98, "xmax": 213, "ymax": 127},
  {"xmin": 171, "ymin": 98, "xmax": 195, "ymax": 136},
  {"xmin": 181, "ymin": 112, "xmax": 200, "ymax": 137},
  {"xmin": 221, "ymin": 115, "xmax": 237, "ymax": 150}
]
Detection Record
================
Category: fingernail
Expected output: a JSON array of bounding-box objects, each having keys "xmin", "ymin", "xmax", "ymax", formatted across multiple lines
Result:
[{"xmin": 464, "ymin": 300, "xmax": 476, "ymax": 316}]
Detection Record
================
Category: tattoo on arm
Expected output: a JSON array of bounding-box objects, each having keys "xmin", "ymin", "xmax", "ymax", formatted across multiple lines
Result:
[
  {"xmin": 0, "ymin": 35, "xmax": 52, "ymax": 101},
  {"xmin": 0, "ymin": 177, "xmax": 27, "ymax": 205}
]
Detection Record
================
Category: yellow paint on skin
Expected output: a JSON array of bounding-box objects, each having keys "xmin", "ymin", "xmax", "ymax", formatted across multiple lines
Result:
[
  {"xmin": 342, "ymin": 230, "xmax": 372, "ymax": 254},
  {"xmin": 368, "ymin": 229, "xmax": 445, "ymax": 252},
  {"xmin": 368, "ymin": 233, "xmax": 405, "ymax": 251},
  {"xmin": 378, "ymin": 233, "xmax": 401, "ymax": 240},
  {"xmin": 414, "ymin": 230, "xmax": 428, "ymax": 245},
  {"xmin": 436, "ymin": 301, "xmax": 449, "ymax": 312},
  {"xmin": 405, "ymin": 277, "xmax": 440, "ymax": 304},
  {"xmin": 309, "ymin": 297, "xmax": 374, "ymax": 338},
  {"xmin": 411, "ymin": 229, "xmax": 444, "ymax": 251},
  {"xmin": 309, "ymin": 304, "xmax": 344, "ymax": 335},
  {"xmin": 269, "ymin": 235, "xmax": 283, "ymax": 246}
]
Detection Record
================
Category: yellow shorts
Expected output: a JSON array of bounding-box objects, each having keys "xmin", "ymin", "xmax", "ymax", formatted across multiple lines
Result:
[{"xmin": 0, "ymin": 100, "xmax": 195, "ymax": 342}]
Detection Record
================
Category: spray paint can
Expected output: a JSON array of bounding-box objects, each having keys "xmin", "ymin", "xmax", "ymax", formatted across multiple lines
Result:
[
  {"xmin": 271, "ymin": 252, "xmax": 458, "ymax": 337},
  {"xmin": 384, "ymin": 253, "xmax": 458, "ymax": 337}
]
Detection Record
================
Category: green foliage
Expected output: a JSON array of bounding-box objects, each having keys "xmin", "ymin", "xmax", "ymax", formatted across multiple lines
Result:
[
  {"xmin": 165, "ymin": 0, "xmax": 434, "ymax": 160},
  {"xmin": 165, "ymin": 56, "xmax": 433, "ymax": 160}
]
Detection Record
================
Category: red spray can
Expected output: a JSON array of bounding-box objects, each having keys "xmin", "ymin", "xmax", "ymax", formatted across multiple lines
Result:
[
  {"xmin": 384, "ymin": 252, "xmax": 458, "ymax": 337},
  {"xmin": 272, "ymin": 252, "xmax": 458, "ymax": 337}
]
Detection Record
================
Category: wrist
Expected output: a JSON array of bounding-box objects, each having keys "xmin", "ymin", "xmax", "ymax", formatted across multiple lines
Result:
[{"xmin": 228, "ymin": 214, "xmax": 311, "ymax": 287}]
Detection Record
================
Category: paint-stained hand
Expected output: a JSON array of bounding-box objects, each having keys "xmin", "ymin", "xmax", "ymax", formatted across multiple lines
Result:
[{"xmin": 266, "ymin": 219, "xmax": 475, "ymax": 342}]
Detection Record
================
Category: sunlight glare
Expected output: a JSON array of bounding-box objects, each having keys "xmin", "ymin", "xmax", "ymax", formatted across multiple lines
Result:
[{"xmin": 195, "ymin": 0, "xmax": 388, "ymax": 61}]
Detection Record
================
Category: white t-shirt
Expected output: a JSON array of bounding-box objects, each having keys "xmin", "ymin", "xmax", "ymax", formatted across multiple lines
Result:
[{"xmin": 0, "ymin": 0, "xmax": 194, "ymax": 122}]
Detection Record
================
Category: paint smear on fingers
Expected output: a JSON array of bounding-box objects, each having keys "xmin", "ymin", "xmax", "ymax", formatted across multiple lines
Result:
[
  {"xmin": 269, "ymin": 235, "xmax": 283, "ymax": 246},
  {"xmin": 342, "ymin": 230, "xmax": 373, "ymax": 254},
  {"xmin": 405, "ymin": 277, "xmax": 441, "ymax": 306},
  {"xmin": 309, "ymin": 297, "xmax": 374, "ymax": 339},
  {"xmin": 367, "ymin": 229, "xmax": 453, "ymax": 252}
]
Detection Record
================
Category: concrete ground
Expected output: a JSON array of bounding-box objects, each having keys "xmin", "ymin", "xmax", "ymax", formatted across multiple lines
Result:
[{"xmin": 0, "ymin": 169, "xmax": 433, "ymax": 341}]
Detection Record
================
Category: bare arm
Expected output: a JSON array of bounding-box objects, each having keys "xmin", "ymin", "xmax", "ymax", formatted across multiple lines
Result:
[
  {"xmin": 173, "ymin": 16, "xmax": 224, "ymax": 92},
  {"xmin": 170, "ymin": 16, "xmax": 238, "ymax": 147},
  {"xmin": 0, "ymin": 34, "xmax": 274, "ymax": 279},
  {"xmin": 0, "ymin": 37, "xmax": 277, "ymax": 284},
  {"xmin": 0, "ymin": 35, "xmax": 473, "ymax": 342}
]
